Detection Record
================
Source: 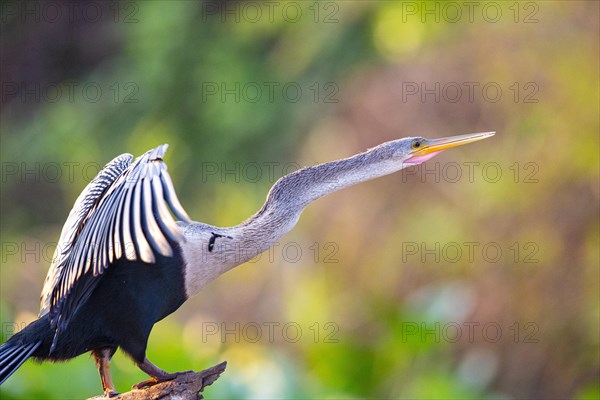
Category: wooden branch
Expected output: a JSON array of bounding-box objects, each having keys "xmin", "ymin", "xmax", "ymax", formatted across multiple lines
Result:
[{"xmin": 88, "ymin": 361, "xmax": 227, "ymax": 400}]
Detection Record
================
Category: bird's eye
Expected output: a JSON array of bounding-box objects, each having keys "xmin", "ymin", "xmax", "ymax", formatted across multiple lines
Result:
[{"xmin": 412, "ymin": 140, "xmax": 421, "ymax": 149}]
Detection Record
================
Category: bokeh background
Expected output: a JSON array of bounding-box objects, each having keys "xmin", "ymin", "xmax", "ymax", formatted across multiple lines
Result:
[{"xmin": 1, "ymin": 1, "xmax": 598, "ymax": 399}]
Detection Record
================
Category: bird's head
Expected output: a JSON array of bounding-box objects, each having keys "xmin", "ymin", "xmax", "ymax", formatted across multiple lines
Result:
[{"xmin": 380, "ymin": 131, "xmax": 495, "ymax": 166}]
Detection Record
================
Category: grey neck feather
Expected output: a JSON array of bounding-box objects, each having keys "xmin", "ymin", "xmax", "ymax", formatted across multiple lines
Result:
[{"xmin": 181, "ymin": 140, "xmax": 409, "ymax": 297}]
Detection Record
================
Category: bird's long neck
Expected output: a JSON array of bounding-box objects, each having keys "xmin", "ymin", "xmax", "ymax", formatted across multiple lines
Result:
[{"xmin": 181, "ymin": 143, "xmax": 407, "ymax": 297}]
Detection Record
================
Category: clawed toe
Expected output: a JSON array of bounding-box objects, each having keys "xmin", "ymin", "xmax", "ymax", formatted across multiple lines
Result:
[
  {"xmin": 105, "ymin": 389, "xmax": 119, "ymax": 398},
  {"xmin": 131, "ymin": 363, "xmax": 227, "ymax": 393},
  {"xmin": 132, "ymin": 377, "xmax": 158, "ymax": 389},
  {"xmin": 131, "ymin": 358, "xmax": 226, "ymax": 392},
  {"xmin": 132, "ymin": 373, "xmax": 179, "ymax": 390}
]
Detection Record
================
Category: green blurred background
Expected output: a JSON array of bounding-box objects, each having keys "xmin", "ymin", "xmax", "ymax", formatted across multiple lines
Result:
[{"xmin": 1, "ymin": 1, "xmax": 598, "ymax": 398}]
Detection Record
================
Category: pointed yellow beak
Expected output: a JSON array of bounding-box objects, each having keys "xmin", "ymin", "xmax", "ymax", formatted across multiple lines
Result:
[
  {"xmin": 404, "ymin": 131, "xmax": 495, "ymax": 165},
  {"xmin": 415, "ymin": 131, "xmax": 495, "ymax": 156}
]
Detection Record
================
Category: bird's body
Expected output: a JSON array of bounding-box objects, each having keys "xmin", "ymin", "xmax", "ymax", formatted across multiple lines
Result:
[
  {"xmin": 0, "ymin": 132, "xmax": 493, "ymax": 396},
  {"xmin": 34, "ymin": 250, "xmax": 186, "ymax": 360}
]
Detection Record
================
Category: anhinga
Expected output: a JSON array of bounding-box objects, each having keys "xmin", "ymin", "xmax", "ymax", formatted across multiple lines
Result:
[{"xmin": 0, "ymin": 132, "xmax": 493, "ymax": 396}]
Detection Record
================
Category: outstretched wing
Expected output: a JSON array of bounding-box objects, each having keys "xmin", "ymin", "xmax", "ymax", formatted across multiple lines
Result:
[
  {"xmin": 39, "ymin": 152, "xmax": 133, "ymax": 316},
  {"xmin": 39, "ymin": 145, "xmax": 191, "ymax": 346}
]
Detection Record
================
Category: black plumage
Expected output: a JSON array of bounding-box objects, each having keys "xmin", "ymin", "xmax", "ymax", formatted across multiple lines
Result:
[{"xmin": 0, "ymin": 145, "xmax": 191, "ymax": 395}]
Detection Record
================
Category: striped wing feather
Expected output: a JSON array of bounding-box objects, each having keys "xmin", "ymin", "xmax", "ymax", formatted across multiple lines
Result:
[{"xmin": 38, "ymin": 145, "xmax": 190, "ymax": 348}]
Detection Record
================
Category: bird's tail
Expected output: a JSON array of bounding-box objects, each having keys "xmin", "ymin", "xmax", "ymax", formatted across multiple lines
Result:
[{"xmin": 0, "ymin": 317, "xmax": 49, "ymax": 385}]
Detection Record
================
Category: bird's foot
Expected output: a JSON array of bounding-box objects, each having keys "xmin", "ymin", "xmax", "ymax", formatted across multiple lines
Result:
[
  {"xmin": 132, "ymin": 376, "xmax": 166, "ymax": 389},
  {"xmin": 104, "ymin": 389, "xmax": 119, "ymax": 398},
  {"xmin": 132, "ymin": 371, "xmax": 192, "ymax": 390},
  {"xmin": 128, "ymin": 362, "xmax": 227, "ymax": 397}
]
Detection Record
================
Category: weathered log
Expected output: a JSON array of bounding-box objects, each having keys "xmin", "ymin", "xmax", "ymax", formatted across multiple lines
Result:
[{"xmin": 87, "ymin": 361, "xmax": 227, "ymax": 400}]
